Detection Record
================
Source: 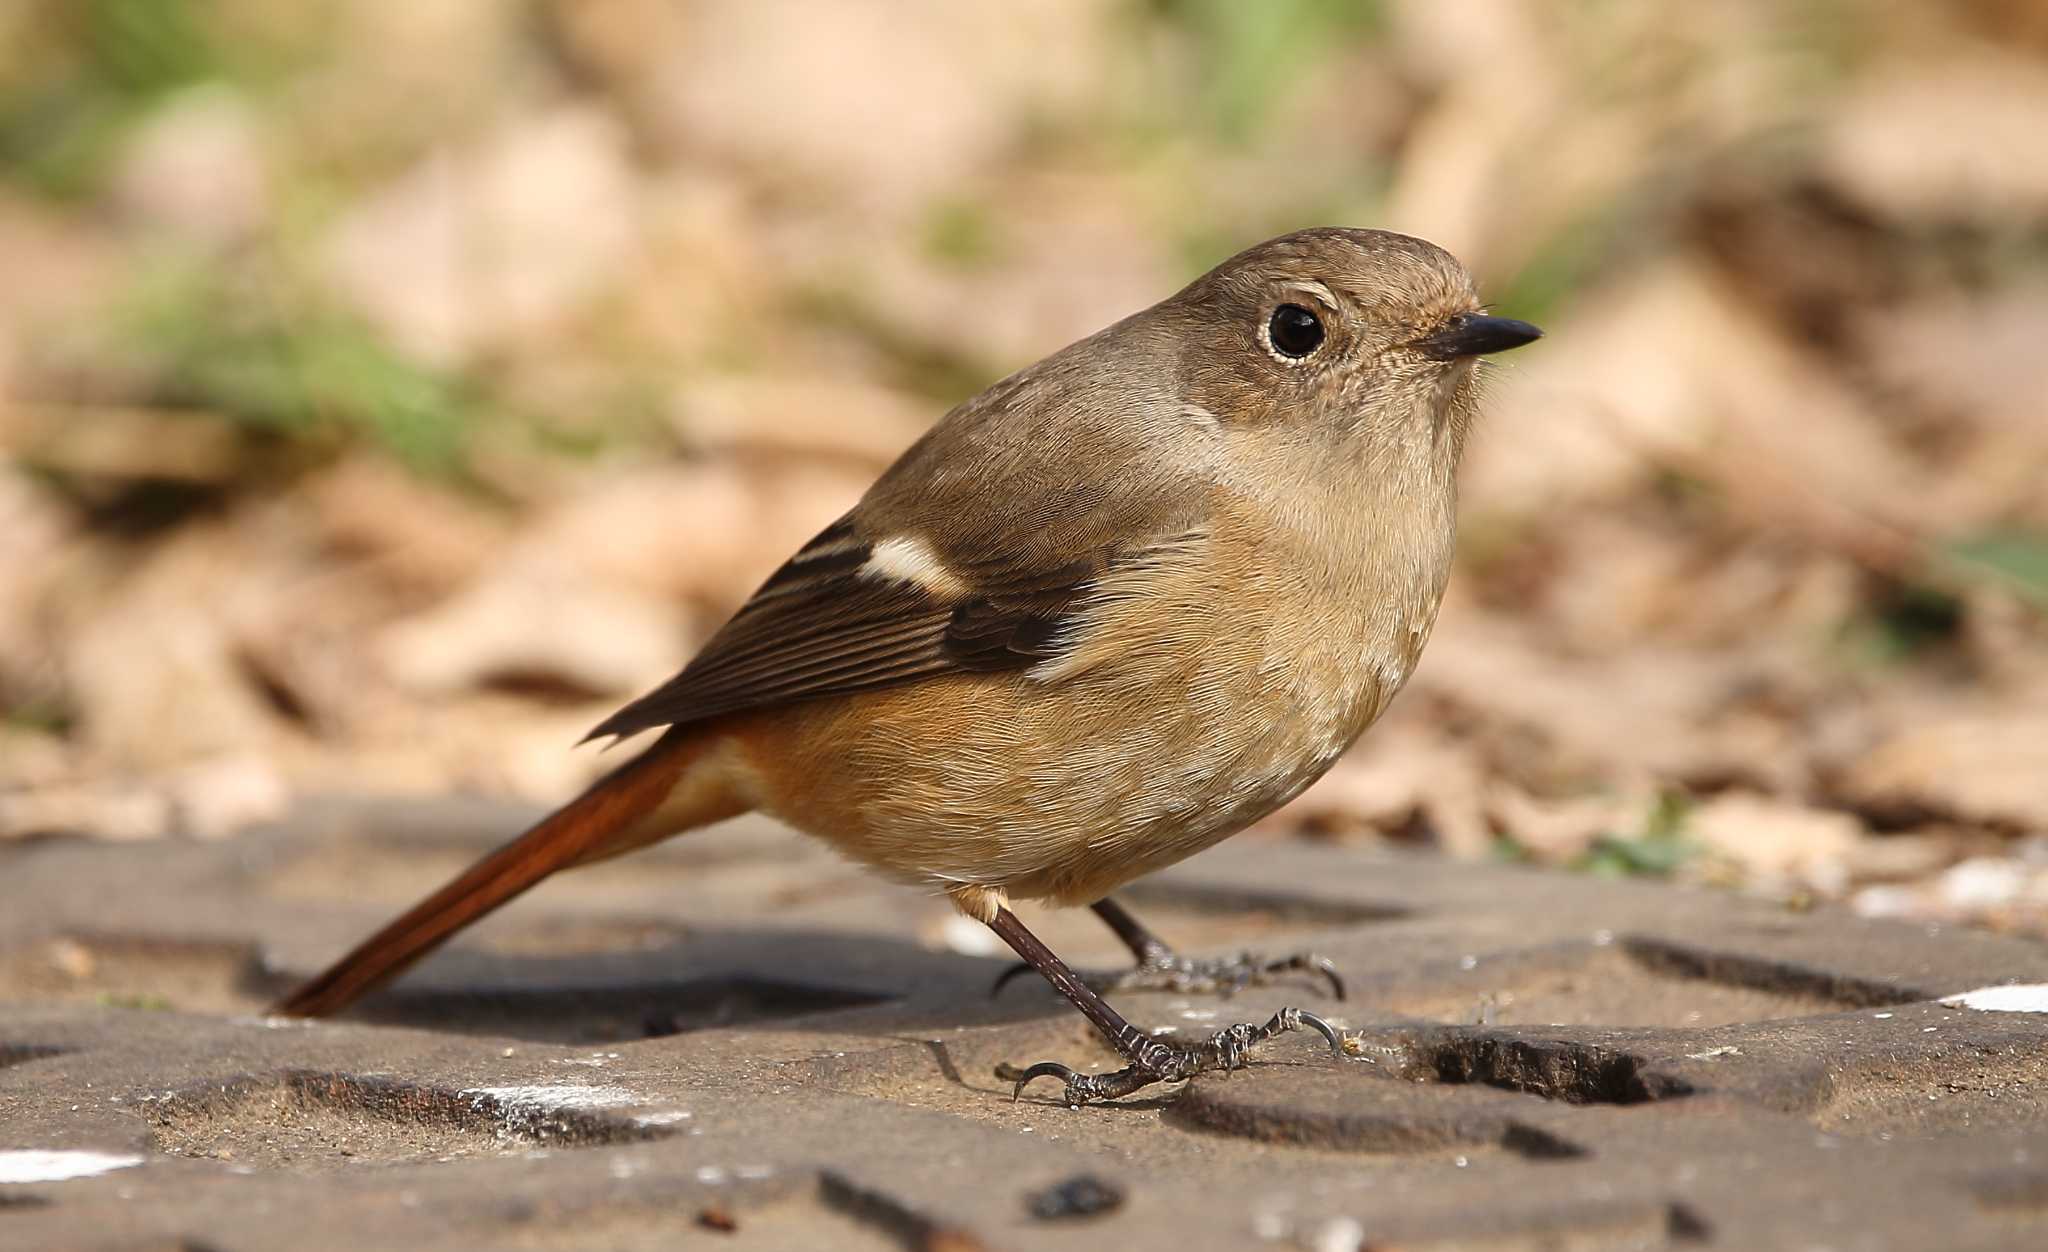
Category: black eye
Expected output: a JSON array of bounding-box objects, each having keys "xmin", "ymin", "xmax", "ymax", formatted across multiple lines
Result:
[{"xmin": 1267, "ymin": 304, "xmax": 1324, "ymax": 359}]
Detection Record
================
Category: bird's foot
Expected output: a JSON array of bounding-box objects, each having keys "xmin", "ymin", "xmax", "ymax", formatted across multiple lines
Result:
[
  {"xmin": 995, "ymin": 1007, "xmax": 1348, "ymax": 1106},
  {"xmin": 993, "ymin": 947, "xmax": 1345, "ymax": 1000}
]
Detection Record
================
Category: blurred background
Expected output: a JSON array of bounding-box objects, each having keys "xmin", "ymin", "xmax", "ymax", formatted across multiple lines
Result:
[{"xmin": 1, "ymin": 1, "xmax": 2044, "ymax": 934}]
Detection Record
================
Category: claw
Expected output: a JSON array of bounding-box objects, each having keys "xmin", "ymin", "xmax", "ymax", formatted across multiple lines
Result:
[
  {"xmin": 1302, "ymin": 956, "xmax": 1347, "ymax": 1001},
  {"xmin": 1239, "ymin": 952, "xmax": 1346, "ymax": 1001},
  {"xmin": 1293, "ymin": 1009, "xmax": 1351, "ymax": 1058}
]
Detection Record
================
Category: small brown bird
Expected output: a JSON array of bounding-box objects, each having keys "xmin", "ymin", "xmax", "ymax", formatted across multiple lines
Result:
[{"xmin": 275, "ymin": 228, "xmax": 1539, "ymax": 1104}]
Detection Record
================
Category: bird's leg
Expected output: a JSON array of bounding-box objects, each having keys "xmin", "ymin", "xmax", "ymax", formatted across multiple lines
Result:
[
  {"xmin": 985, "ymin": 906, "xmax": 1347, "ymax": 1106},
  {"xmin": 990, "ymin": 896, "xmax": 1345, "ymax": 1000}
]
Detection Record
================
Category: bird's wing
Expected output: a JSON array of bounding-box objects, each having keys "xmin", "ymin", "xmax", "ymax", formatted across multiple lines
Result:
[
  {"xmin": 584, "ymin": 510, "xmax": 1204, "ymax": 741},
  {"xmin": 586, "ymin": 313, "xmax": 1221, "ymax": 743}
]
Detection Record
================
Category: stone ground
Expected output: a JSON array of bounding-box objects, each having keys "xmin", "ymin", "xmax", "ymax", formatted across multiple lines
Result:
[{"xmin": 3, "ymin": 796, "xmax": 2047, "ymax": 1250}]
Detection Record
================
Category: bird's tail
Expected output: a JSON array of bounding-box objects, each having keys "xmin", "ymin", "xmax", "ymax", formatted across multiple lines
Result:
[{"xmin": 271, "ymin": 727, "xmax": 730, "ymax": 1018}]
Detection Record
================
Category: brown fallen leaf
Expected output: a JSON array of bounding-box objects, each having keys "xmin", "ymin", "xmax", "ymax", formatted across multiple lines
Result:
[
  {"xmin": 1684, "ymin": 791, "xmax": 1863, "ymax": 897},
  {"xmin": 1835, "ymin": 709, "xmax": 2048, "ymax": 832}
]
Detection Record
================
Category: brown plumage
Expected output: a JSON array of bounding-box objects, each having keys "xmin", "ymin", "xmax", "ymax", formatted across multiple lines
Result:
[{"xmin": 273, "ymin": 228, "xmax": 1540, "ymax": 1103}]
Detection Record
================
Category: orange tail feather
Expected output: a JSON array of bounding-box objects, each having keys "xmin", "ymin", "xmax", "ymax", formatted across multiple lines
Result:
[{"xmin": 272, "ymin": 728, "xmax": 712, "ymax": 1018}]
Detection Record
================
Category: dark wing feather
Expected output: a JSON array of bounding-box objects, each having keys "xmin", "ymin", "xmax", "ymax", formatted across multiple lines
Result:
[
  {"xmin": 583, "ymin": 519, "xmax": 1146, "ymax": 741},
  {"xmin": 940, "ymin": 567, "xmax": 1093, "ymax": 671}
]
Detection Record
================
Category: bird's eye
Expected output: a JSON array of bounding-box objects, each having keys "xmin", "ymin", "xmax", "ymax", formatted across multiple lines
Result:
[{"xmin": 1267, "ymin": 304, "xmax": 1325, "ymax": 359}]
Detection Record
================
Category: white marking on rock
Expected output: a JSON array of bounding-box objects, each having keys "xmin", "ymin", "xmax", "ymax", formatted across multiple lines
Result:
[
  {"xmin": 462, "ymin": 1085, "xmax": 640, "ymax": 1113},
  {"xmin": 1941, "ymin": 984, "xmax": 2048, "ymax": 1013},
  {"xmin": 862, "ymin": 535, "xmax": 966, "ymax": 597},
  {"xmin": 0, "ymin": 1150, "xmax": 144, "ymax": 1183},
  {"xmin": 462, "ymin": 1081, "xmax": 638, "ymax": 1131},
  {"xmin": 460, "ymin": 1084, "xmax": 646, "ymax": 1143}
]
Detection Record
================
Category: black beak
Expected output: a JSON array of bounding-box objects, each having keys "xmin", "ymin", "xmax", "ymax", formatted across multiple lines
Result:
[{"xmin": 1410, "ymin": 313, "xmax": 1543, "ymax": 360}]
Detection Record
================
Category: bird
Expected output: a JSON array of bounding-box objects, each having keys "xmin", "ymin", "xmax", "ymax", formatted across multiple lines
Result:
[{"xmin": 273, "ymin": 227, "xmax": 1541, "ymax": 1105}]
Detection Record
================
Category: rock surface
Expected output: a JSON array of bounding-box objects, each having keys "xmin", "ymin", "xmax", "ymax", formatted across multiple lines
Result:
[{"xmin": 2, "ymin": 797, "xmax": 2045, "ymax": 1249}]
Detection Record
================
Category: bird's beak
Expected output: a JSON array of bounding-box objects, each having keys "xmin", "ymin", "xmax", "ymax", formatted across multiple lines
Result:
[{"xmin": 1409, "ymin": 313, "xmax": 1543, "ymax": 360}]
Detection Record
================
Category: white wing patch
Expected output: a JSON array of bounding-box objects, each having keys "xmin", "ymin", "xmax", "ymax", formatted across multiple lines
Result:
[
  {"xmin": 862, "ymin": 535, "xmax": 968, "ymax": 597},
  {"xmin": 0, "ymin": 1150, "xmax": 143, "ymax": 1183}
]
